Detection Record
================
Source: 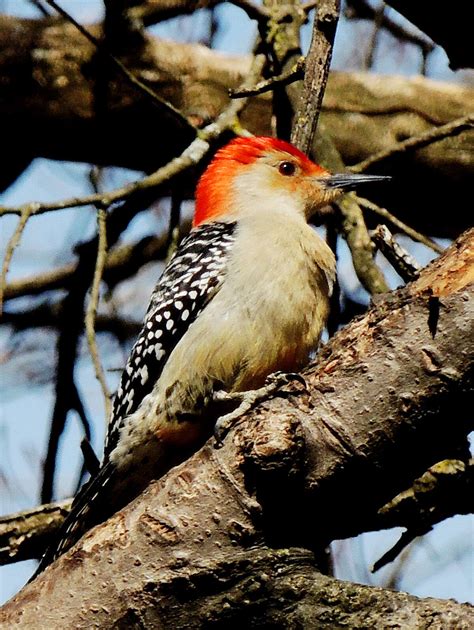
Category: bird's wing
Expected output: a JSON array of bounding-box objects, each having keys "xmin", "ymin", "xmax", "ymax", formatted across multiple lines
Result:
[
  {"xmin": 103, "ymin": 221, "xmax": 236, "ymax": 460},
  {"xmin": 32, "ymin": 222, "xmax": 237, "ymax": 577}
]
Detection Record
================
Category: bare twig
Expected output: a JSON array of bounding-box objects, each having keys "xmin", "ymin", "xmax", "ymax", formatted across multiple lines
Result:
[
  {"xmin": 41, "ymin": 195, "xmax": 153, "ymax": 504},
  {"xmin": 44, "ymin": 0, "xmax": 195, "ymax": 136},
  {"xmin": 28, "ymin": 0, "xmax": 50, "ymax": 17},
  {"xmin": 372, "ymin": 459, "xmax": 474, "ymax": 571},
  {"xmin": 3, "ymin": 302, "xmax": 140, "ymax": 339},
  {"xmin": 0, "ymin": 205, "xmax": 36, "ymax": 316},
  {"xmin": 351, "ymin": 114, "xmax": 474, "ymax": 173},
  {"xmin": 356, "ymin": 195, "xmax": 444, "ymax": 254},
  {"xmin": 230, "ymin": 57, "xmax": 305, "ymax": 98},
  {"xmin": 371, "ymin": 225, "xmax": 420, "ymax": 282},
  {"xmin": 364, "ymin": 2, "xmax": 384, "ymax": 70},
  {"xmin": 0, "ymin": 500, "xmax": 71, "ymax": 564},
  {"xmin": 1, "ymin": 55, "xmax": 264, "ymax": 220},
  {"xmin": 262, "ymin": 0, "xmax": 306, "ymax": 140},
  {"xmin": 85, "ymin": 207, "xmax": 112, "ymax": 422},
  {"xmin": 166, "ymin": 194, "xmax": 183, "ymax": 261},
  {"xmin": 291, "ymin": 0, "xmax": 341, "ymax": 153},
  {"xmin": 229, "ymin": 0, "xmax": 270, "ymax": 21},
  {"xmin": 344, "ymin": 0, "xmax": 434, "ymax": 56},
  {"xmin": 337, "ymin": 194, "xmax": 389, "ymax": 294}
]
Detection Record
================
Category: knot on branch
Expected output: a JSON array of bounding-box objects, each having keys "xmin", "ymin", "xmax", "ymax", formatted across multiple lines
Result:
[{"xmin": 239, "ymin": 409, "xmax": 308, "ymax": 546}]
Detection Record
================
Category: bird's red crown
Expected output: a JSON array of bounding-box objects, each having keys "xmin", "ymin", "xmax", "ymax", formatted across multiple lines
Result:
[{"xmin": 194, "ymin": 136, "xmax": 325, "ymax": 226}]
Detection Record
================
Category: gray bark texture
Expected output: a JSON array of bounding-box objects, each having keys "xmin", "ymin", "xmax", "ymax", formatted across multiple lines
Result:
[{"xmin": 1, "ymin": 230, "xmax": 472, "ymax": 628}]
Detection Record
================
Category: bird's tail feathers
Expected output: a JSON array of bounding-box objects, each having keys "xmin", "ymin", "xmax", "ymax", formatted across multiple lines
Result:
[{"xmin": 31, "ymin": 462, "xmax": 116, "ymax": 580}]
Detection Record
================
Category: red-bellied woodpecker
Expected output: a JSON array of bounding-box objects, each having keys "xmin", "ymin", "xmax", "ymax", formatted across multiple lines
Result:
[{"xmin": 34, "ymin": 136, "xmax": 389, "ymax": 575}]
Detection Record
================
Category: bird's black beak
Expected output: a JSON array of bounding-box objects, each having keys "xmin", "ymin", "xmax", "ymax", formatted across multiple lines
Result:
[{"xmin": 324, "ymin": 173, "xmax": 391, "ymax": 191}]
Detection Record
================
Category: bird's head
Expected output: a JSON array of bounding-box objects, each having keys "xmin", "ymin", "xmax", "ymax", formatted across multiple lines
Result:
[{"xmin": 194, "ymin": 136, "xmax": 389, "ymax": 227}]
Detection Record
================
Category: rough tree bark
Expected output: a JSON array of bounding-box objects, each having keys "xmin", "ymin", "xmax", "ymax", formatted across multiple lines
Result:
[
  {"xmin": 0, "ymin": 14, "xmax": 473, "ymax": 236},
  {"xmin": 1, "ymin": 230, "xmax": 472, "ymax": 627}
]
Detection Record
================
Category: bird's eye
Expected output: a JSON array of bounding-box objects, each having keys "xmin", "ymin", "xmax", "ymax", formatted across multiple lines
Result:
[{"xmin": 278, "ymin": 161, "xmax": 296, "ymax": 176}]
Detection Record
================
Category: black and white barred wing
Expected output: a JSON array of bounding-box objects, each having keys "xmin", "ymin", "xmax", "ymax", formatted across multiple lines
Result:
[{"xmin": 104, "ymin": 221, "xmax": 236, "ymax": 460}]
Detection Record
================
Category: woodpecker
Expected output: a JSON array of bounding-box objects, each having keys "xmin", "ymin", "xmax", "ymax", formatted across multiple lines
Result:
[{"xmin": 35, "ymin": 136, "xmax": 388, "ymax": 575}]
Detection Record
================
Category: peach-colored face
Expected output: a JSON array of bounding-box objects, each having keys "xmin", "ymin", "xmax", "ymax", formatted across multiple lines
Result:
[{"xmin": 194, "ymin": 136, "xmax": 339, "ymax": 226}]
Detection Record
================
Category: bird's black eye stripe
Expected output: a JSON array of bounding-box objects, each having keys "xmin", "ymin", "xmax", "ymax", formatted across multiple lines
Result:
[{"xmin": 278, "ymin": 161, "xmax": 296, "ymax": 176}]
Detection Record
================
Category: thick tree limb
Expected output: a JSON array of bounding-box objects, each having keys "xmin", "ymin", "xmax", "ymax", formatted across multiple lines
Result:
[
  {"xmin": 1, "ymin": 229, "xmax": 472, "ymax": 624},
  {"xmin": 0, "ymin": 15, "xmax": 471, "ymax": 235}
]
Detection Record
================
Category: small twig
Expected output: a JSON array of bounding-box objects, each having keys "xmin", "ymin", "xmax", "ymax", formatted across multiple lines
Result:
[
  {"xmin": 166, "ymin": 194, "xmax": 183, "ymax": 261},
  {"xmin": 29, "ymin": 0, "xmax": 50, "ymax": 16},
  {"xmin": 80, "ymin": 438, "xmax": 101, "ymax": 476},
  {"xmin": 3, "ymin": 302, "xmax": 140, "ymax": 340},
  {"xmin": 41, "ymin": 194, "xmax": 148, "ymax": 504},
  {"xmin": 0, "ymin": 56, "xmax": 264, "ymax": 221},
  {"xmin": 0, "ymin": 500, "xmax": 71, "ymax": 564},
  {"xmin": 44, "ymin": 0, "xmax": 195, "ymax": 136},
  {"xmin": 372, "ymin": 459, "xmax": 474, "ymax": 572},
  {"xmin": 85, "ymin": 207, "xmax": 112, "ymax": 422},
  {"xmin": 372, "ymin": 530, "xmax": 419, "ymax": 573},
  {"xmin": 356, "ymin": 196, "xmax": 444, "ymax": 254},
  {"xmin": 230, "ymin": 57, "xmax": 305, "ymax": 98},
  {"xmin": 351, "ymin": 114, "xmax": 474, "ymax": 173},
  {"xmin": 0, "ymin": 205, "xmax": 36, "ymax": 316},
  {"xmin": 337, "ymin": 194, "xmax": 389, "ymax": 294},
  {"xmin": 364, "ymin": 2, "xmax": 384, "ymax": 70},
  {"xmin": 291, "ymin": 0, "xmax": 341, "ymax": 153},
  {"xmin": 344, "ymin": 0, "xmax": 434, "ymax": 55},
  {"xmin": 301, "ymin": 0, "xmax": 319, "ymax": 13},
  {"xmin": 261, "ymin": 0, "xmax": 306, "ymax": 140},
  {"xmin": 325, "ymin": 221, "xmax": 341, "ymax": 337},
  {"xmin": 229, "ymin": 0, "xmax": 270, "ymax": 21},
  {"xmin": 371, "ymin": 225, "xmax": 420, "ymax": 282}
]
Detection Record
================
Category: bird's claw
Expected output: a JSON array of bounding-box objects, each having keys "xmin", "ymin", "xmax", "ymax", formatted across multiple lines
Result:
[
  {"xmin": 213, "ymin": 371, "xmax": 307, "ymax": 447},
  {"xmin": 264, "ymin": 371, "xmax": 308, "ymax": 391}
]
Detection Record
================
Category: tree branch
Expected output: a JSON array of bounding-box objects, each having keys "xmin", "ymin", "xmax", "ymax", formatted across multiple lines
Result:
[
  {"xmin": 0, "ymin": 15, "xmax": 472, "ymax": 235},
  {"xmin": 0, "ymin": 501, "xmax": 71, "ymax": 565},
  {"xmin": 291, "ymin": 0, "xmax": 340, "ymax": 153},
  {"xmin": 1, "ymin": 229, "xmax": 472, "ymax": 623}
]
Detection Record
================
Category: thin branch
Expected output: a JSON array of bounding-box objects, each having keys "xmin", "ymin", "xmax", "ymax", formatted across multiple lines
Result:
[
  {"xmin": 336, "ymin": 194, "xmax": 389, "ymax": 294},
  {"xmin": 364, "ymin": 2, "xmax": 384, "ymax": 70},
  {"xmin": 0, "ymin": 56, "xmax": 265, "ymax": 220},
  {"xmin": 344, "ymin": 0, "xmax": 435, "ymax": 55},
  {"xmin": 356, "ymin": 195, "xmax": 444, "ymax": 254},
  {"xmin": 0, "ymin": 205, "xmax": 36, "ymax": 316},
  {"xmin": 28, "ymin": 0, "xmax": 50, "ymax": 17},
  {"xmin": 261, "ymin": 0, "xmax": 306, "ymax": 141},
  {"xmin": 301, "ymin": 0, "xmax": 319, "ymax": 13},
  {"xmin": 351, "ymin": 113, "xmax": 474, "ymax": 173},
  {"xmin": 372, "ymin": 458, "xmax": 474, "ymax": 572},
  {"xmin": 230, "ymin": 57, "xmax": 305, "ymax": 98},
  {"xmin": 43, "ymin": 0, "xmax": 195, "ymax": 136},
  {"xmin": 3, "ymin": 302, "xmax": 140, "ymax": 339},
  {"xmin": 85, "ymin": 207, "xmax": 112, "ymax": 422},
  {"xmin": 371, "ymin": 224, "xmax": 420, "ymax": 282},
  {"xmin": 291, "ymin": 0, "xmax": 341, "ymax": 153},
  {"xmin": 0, "ymin": 500, "xmax": 71, "ymax": 565},
  {"xmin": 41, "ymin": 191, "xmax": 156, "ymax": 504},
  {"xmin": 228, "ymin": 0, "xmax": 269, "ymax": 21}
]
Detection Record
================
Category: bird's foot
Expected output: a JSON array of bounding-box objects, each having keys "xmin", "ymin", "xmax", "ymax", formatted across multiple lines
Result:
[{"xmin": 213, "ymin": 371, "xmax": 307, "ymax": 447}]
